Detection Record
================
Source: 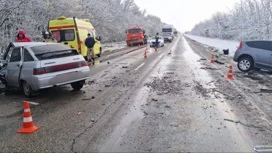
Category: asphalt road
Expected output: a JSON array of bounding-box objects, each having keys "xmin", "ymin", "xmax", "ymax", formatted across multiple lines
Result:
[{"xmin": 0, "ymin": 35, "xmax": 271, "ymax": 152}]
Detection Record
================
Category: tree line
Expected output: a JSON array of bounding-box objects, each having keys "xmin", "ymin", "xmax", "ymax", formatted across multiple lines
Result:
[
  {"xmin": 190, "ymin": 0, "xmax": 272, "ymax": 41},
  {"xmin": 0, "ymin": 0, "xmax": 164, "ymax": 45}
]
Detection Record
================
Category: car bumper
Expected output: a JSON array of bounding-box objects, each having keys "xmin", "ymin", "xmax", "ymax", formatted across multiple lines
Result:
[
  {"xmin": 126, "ymin": 40, "xmax": 143, "ymax": 45},
  {"xmin": 233, "ymin": 51, "xmax": 240, "ymax": 62},
  {"xmin": 30, "ymin": 67, "xmax": 90, "ymax": 90}
]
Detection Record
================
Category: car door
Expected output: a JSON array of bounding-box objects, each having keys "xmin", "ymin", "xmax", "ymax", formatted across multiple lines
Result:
[
  {"xmin": 6, "ymin": 47, "xmax": 23, "ymax": 87},
  {"xmin": 250, "ymin": 41, "xmax": 271, "ymax": 69}
]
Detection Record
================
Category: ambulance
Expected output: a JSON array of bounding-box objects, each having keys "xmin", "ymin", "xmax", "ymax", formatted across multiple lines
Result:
[{"xmin": 48, "ymin": 16, "xmax": 102, "ymax": 59}]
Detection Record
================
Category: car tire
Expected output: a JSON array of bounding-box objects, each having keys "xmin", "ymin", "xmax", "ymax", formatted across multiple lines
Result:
[
  {"xmin": 71, "ymin": 81, "xmax": 84, "ymax": 91},
  {"xmin": 237, "ymin": 56, "xmax": 254, "ymax": 72},
  {"xmin": 22, "ymin": 81, "xmax": 39, "ymax": 97}
]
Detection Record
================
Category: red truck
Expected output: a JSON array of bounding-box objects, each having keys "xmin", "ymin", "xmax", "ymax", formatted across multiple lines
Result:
[{"xmin": 126, "ymin": 27, "xmax": 146, "ymax": 46}]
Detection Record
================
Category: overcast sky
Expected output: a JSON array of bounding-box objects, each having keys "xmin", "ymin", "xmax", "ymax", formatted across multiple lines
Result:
[{"xmin": 134, "ymin": 0, "xmax": 238, "ymax": 32}]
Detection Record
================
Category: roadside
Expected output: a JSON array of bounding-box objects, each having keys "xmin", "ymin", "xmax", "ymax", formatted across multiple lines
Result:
[
  {"xmin": 184, "ymin": 36, "xmax": 272, "ymax": 147},
  {"xmin": 185, "ymin": 34, "xmax": 239, "ymax": 57}
]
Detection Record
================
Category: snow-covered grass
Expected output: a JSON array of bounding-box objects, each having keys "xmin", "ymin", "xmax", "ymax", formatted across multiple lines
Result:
[{"xmin": 185, "ymin": 34, "xmax": 239, "ymax": 57}]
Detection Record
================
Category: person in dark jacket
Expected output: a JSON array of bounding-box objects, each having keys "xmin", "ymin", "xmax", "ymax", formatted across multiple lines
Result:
[
  {"xmin": 84, "ymin": 33, "xmax": 96, "ymax": 64},
  {"xmin": 155, "ymin": 33, "xmax": 160, "ymax": 49},
  {"xmin": 16, "ymin": 30, "xmax": 31, "ymax": 42}
]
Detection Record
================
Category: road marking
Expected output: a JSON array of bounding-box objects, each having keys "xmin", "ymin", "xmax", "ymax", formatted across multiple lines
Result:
[
  {"xmin": 24, "ymin": 101, "xmax": 40, "ymax": 106},
  {"xmin": 159, "ymin": 55, "xmax": 163, "ymax": 58},
  {"xmin": 135, "ymin": 63, "xmax": 145, "ymax": 71}
]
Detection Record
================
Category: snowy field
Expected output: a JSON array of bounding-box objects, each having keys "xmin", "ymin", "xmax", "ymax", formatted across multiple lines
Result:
[{"xmin": 185, "ymin": 34, "xmax": 239, "ymax": 57}]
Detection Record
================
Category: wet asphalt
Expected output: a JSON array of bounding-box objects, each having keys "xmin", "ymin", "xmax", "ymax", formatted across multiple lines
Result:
[{"xmin": 0, "ymin": 36, "xmax": 271, "ymax": 152}]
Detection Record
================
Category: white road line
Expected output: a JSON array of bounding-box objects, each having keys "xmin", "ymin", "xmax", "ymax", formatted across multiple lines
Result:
[
  {"xmin": 24, "ymin": 101, "xmax": 40, "ymax": 105},
  {"xmin": 159, "ymin": 55, "xmax": 163, "ymax": 58},
  {"xmin": 135, "ymin": 63, "xmax": 145, "ymax": 71}
]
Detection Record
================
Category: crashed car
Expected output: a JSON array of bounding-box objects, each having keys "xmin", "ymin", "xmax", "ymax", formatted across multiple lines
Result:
[{"xmin": 0, "ymin": 42, "xmax": 90, "ymax": 97}]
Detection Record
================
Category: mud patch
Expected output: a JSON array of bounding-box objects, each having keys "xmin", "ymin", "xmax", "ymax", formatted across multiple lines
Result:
[
  {"xmin": 194, "ymin": 81, "xmax": 210, "ymax": 98},
  {"xmin": 145, "ymin": 77, "xmax": 183, "ymax": 95}
]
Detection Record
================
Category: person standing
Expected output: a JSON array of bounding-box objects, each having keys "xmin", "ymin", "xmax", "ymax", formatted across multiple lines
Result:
[
  {"xmin": 155, "ymin": 33, "xmax": 160, "ymax": 51},
  {"xmin": 43, "ymin": 31, "xmax": 57, "ymax": 43},
  {"xmin": 16, "ymin": 30, "xmax": 31, "ymax": 42},
  {"xmin": 84, "ymin": 33, "xmax": 96, "ymax": 64}
]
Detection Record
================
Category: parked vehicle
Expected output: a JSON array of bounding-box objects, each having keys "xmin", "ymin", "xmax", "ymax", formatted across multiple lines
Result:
[
  {"xmin": 126, "ymin": 27, "xmax": 146, "ymax": 46},
  {"xmin": 0, "ymin": 42, "xmax": 90, "ymax": 97},
  {"xmin": 150, "ymin": 36, "xmax": 164, "ymax": 47},
  {"xmin": 162, "ymin": 25, "xmax": 174, "ymax": 42},
  {"xmin": 233, "ymin": 40, "xmax": 272, "ymax": 72},
  {"xmin": 49, "ymin": 16, "xmax": 102, "ymax": 59}
]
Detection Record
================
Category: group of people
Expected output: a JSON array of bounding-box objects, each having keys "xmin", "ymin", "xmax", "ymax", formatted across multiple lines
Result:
[{"xmin": 15, "ymin": 30, "xmax": 56, "ymax": 43}]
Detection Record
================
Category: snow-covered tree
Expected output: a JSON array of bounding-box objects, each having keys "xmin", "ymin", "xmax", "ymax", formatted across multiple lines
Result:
[
  {"xmin": 0, "ymin": 0, "xmax": 164, "ymax": 46},
  {"xmin": 190, "ymin": 0, "xmax": 272, "ymax": 41}
]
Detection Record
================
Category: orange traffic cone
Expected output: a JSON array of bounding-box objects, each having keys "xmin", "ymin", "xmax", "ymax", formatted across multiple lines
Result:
[
  {"xmin": 227, "ymin": 65, "xmax": 234, "ymax": 80},
  {"xmin": 211, "ymin": 53, "xmax": 215, "ymax": 63},
  {"xmin": 144, "ymin": 50, "xmax": 147, "ymax": 59},
  {"xmin": 17, "ymin": 101, "xmax": 40, "ymax": 134}
]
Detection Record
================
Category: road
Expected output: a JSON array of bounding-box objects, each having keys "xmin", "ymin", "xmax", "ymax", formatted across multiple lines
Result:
[{"xmin": 0, "ymin": 35, "xmax": 271, "ymax": 152}]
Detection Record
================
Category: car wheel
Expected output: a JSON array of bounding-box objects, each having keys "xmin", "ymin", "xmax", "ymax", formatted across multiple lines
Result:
[
  {"xmin": 22, "ymin": 81, "xmax": 39, "ymax": 97},
  {"xmin": 238, "ymin": 56, "xmax": 253, "ymax": 72},
  {"xmin": 71, "ymin": 81, "xmax": 84, "ymax": 91}
]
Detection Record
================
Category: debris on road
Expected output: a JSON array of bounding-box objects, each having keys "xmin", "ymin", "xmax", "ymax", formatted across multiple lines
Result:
[
  {"xmin": 224, "ymin": 118, "xmax": 239, "ymax": 124},
  {"xmin": 200, "ymin": 67, "xmax": 219, "ymax": 70},
  {"xmin": 105, "ymin": 84, "xmax": 111, "ymax": 87},
  {"xmin": 259, "ymin": 88, "xmax": 272, "ymax": 93},
  {"xmin": 212, "ymin": 89, "xmax": 235, "ymax": 99},
  {"xmin": 215, "ymin": 60, "xmax": 225, "ymax": 65},
  {"xmin": 91, "ymin": 118, "xmax": 95, "ymax": 122},
  {"xmin": 88, "ymin": 80, "xmax": 95, "ymax": 84},
  {"xmin": 122, "ymin": 66, "xmax": 128, "ymax": 68},
  {"xmin": 151, "ymin": 98, "xmax": 158, "ymax": 102},
  {"xmin": 78, "ymin": 112, "xmax": 82, "ymax": 115},
  {"xmin": 92, "ymin": 96, "xmax": 95, "ymax": 99},
  {"xmin": 82, "ymin": 98, "xmax": 91, "ymax": 101}
]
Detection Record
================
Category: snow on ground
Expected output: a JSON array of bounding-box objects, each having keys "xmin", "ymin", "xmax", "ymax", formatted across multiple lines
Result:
[
  {"xmin": 185, "ymin": 34, "xmax": 239, "ymax": 57},
  {"xmin": 102, "ymin": 41, "xmax": 127, "ymax": 52}
]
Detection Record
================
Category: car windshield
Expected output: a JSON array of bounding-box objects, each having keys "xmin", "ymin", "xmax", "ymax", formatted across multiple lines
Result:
[
  {"xmin": 128, "ymin": 29, "xmax": 141, "ymax": 34},
  {"xmin": 31, "ymin": 44, "xmax": 79, "ymax": 60},
  {"xmin": 162, "ymin": 28, "xmax": 172, "ymax": 32}
]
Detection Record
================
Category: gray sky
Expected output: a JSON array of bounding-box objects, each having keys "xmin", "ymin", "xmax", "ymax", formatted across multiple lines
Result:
[{"xmin": 134, "ymin": 0, "xmax": 238, "ymax": 32}]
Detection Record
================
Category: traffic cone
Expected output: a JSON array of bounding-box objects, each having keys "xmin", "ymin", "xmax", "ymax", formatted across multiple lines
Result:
[
  {"xmin": 17, "ymin": 101, "xmax": 40, "ymax": 134},
  {"xmin": 144, "ymin": 50, "xmax": 147, "ymax": 59},
  {"xmin": 227, "ymin": 65, "xmax": 234, "ymax": 80},
  {"xmin": 211, "ymin": 53, "xmax": 215, "ymax": 63}
]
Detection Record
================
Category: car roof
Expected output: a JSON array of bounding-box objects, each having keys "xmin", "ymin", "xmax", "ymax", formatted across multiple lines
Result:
[{"xmin": 11, "ymin": 42, "xmax": 59, "ymax": 48}]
